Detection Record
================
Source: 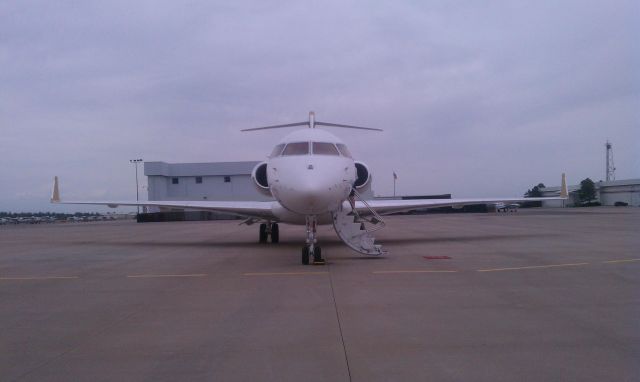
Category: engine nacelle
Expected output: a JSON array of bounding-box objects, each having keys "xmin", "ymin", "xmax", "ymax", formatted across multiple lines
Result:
[
  {"xmin": 354, "ymin": 161, "xmax": 372, "ymax": 193},
  {"xmin": 251, "ymin": 162, "xmax": 272, "ymax": 196}
]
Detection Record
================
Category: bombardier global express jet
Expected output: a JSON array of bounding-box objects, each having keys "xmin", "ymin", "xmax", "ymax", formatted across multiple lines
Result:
[{"xmin": 51, "ymin": 112, "xmax": 568, "ymax": 265}]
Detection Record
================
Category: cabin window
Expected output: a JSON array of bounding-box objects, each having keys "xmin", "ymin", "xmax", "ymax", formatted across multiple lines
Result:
[
  {"xmin": 195, "ymin": 176, "xmax": 203, "ymax": 184},
  {"xmin": 270, "ymin": 143, "xmax": 285, "ymax": 157},
  {"xmin": 282, "ymin": 142, "xmax": 310, "ymax": 156},
  {"xmin": 312, "ymin": 142, "xmax": 340, "ymax": 156},
  {"xmin": 172, "ymin": 177, "xmax": 179, "ymax": 184},
  {"xmin": 224, "ymin": 176, "xmax": 231, "ymax": 183},
  {"xmin": 336, "ymin": 143, "xmax": 352, "ymax": 158}
]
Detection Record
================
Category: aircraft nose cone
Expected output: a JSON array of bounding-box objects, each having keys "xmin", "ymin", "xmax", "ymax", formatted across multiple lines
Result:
[
  {"xmin": 276, "ymin": 171, "xmax": 347, "ymax": 215},
  {"xmin": 295, "ymin": 180, "xmax": 324, "ymax": 206},
  {"xmin": 269, "ymin": 157, "xmax": 354, "ymax": 216}
]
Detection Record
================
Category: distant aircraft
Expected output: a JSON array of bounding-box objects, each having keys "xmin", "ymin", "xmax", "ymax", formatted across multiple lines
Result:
[{"xmin": 51, "ymin": 112, "xmax": 568, "ymax": 265}]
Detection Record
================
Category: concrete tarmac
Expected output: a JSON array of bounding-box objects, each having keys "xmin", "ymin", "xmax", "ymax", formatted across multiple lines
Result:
[{"xmin": 1, "ymin": 207, "xmax": 639, "ymax": 381}]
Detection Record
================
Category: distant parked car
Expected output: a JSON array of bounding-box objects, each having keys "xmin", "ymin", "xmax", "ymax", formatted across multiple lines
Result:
[
  {"xmin": 578, "ymin": 201, "xmax": 602, "ymax": 207},
  {"xmin": 614, "ymin": 201, "xmax": 629, "ymax": 206}
]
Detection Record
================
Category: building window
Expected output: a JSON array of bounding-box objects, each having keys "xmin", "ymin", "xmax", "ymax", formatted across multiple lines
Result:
[
  {"xmin": 172, "ymin": 177, "xmax": 179, "ymax": 184},
  {"xmin": 224, "ymin": 176, "xmax": 231, "ymax": 183},
  {"xmin": 195, "ymin": 176, "xmax": 202, "ymax": 184}
]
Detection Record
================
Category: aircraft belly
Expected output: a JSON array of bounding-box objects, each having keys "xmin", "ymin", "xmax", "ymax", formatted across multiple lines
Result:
[{"xmin": 272, "ymin": 204, "xmax": 334, "ymax": 225}]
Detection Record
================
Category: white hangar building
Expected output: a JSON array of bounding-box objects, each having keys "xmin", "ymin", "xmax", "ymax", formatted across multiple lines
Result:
[
  {"xmin": 541, "ymin": 178, "xmax": 640, "ymax": 207},
  {"xmin": 144, "ymin": 161, "xmax": 274, "ymax": 203}
]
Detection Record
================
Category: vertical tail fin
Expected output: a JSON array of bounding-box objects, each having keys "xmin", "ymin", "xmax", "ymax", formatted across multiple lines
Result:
[
  {"xmin": 51, "ymin": 176, "xmax": 60, "ymax": 203},
  {"xmin": 560, "ymin": 173, "xmax": 568, "ymax": 198}
]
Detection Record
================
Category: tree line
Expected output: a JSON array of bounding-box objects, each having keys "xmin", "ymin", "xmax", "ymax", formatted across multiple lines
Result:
[
  {"xmin": 525, "ymin": 178, "xmax": 598, "ymax": 206},
  {"xmin": 0, "ymin": 212, "xmax": 103, "ymax": 218}
]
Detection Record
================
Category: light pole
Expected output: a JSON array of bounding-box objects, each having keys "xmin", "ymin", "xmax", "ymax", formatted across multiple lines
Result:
[
  {"xmin": 393, "ymin": 171, "xmax": 398, "ymax": 198},
  {"xmin": 130, "ymin": 159, "xmax": 143, "ymax": 214}
]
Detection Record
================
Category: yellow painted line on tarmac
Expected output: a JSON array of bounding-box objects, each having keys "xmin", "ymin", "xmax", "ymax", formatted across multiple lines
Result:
[
  {"xmin": 0, "ymin": 276, "xmax": 79, "ymax": 281},
  {"xmin": 477, "ymin": 262, "xmax": 590, "ymax": 272},
  {"xmin": 243, "ymin": 272, "xmax": 328, "ymax": 276},
  {"xmin": 602, "ymin": 258, "xmax": 640, "ymax": 264},
  {"xmin": 373, "ymin": 270, "xmax": 458, "ymax": 274},
  {"xmin": 127, "ymin": 274, "xmax": 208, "ymax": 278}
]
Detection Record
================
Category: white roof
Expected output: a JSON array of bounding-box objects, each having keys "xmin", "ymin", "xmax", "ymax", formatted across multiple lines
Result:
[
  {"xmin": 597, "ymin": 178, "xmax": 640, "ymax": 187},
  {"xmin": 144, "ymin": 161, "xmax": 260, "ymax": 177}
]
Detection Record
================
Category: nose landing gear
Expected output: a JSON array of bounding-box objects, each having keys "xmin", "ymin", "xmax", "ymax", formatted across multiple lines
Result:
[
  {"xmin": 301, "ymin": 245, "xmax": 323, "ymax": 265},
  {"xmin": 259, "ymin": 222, "xmax": 279, "ymax": 243},
  {"xmin": 303, "ymin": 216, "xmax": 324, "ymax": 265}
]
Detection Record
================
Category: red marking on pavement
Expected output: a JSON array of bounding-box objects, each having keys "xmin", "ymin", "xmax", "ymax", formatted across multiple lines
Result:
[{"xmin": 423, "ymin": 256, "xmax": 451, "ymax": 260}]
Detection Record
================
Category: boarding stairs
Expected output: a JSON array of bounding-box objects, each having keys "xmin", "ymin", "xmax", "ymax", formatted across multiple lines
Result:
[{"xmin": 332, "ymin": 189, "xmax": 387, "ymax": 256}]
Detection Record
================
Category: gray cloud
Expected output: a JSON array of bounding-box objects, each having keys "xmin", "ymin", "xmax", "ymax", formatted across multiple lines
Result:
[{"xmin": 1, "ymin": 0, "xmax": 638, "ymax": 211}]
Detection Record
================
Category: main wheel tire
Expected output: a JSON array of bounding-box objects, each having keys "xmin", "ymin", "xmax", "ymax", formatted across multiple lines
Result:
[
  {"xmin": 259, "ymin": 223, "xmax": 268, "ymax": 243},
  {"xmin": 302, "ymin": 246, "xmax": 310, "ymax": 265},
  {"xmin": 313, "ymin": 246, "xmax": 322, "ymax": 263},
  {"xmin": 271, "ymin": 223, "xmax": 279, "ymax": 243}
]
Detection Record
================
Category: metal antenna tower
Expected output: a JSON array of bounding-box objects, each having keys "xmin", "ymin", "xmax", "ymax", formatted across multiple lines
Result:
[{"xmin": 605, "ymin": 140, "xmax": 616, "ymax": 182}]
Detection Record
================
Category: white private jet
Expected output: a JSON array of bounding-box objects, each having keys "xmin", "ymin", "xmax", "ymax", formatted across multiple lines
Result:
[{"xmin": 51, "ymin": 112, "xmax": 568, "ymax": 265}]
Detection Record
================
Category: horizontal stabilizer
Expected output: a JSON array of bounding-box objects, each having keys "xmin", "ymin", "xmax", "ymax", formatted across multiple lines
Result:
[
  {"xmin": 315, "ymin": 121, "xmax": 382, "ymax": 131},
  {"xmin": 241, "ymin": 122, "xmax": 309, "ymax": 132},
  {"xmin": 242, "ymin": 111, "xmax": 382, "ymax": 132}
]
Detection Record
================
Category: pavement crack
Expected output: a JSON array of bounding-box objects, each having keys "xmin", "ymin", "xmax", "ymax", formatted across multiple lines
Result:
[{"xmin": 328, "ymin": 264, "xmax": 352, "ymax": 382}]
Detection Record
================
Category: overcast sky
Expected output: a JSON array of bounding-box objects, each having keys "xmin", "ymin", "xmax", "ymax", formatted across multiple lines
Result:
[{"xmin": 1, "ymin": 0, "xmax": 638, "ymax": 212}]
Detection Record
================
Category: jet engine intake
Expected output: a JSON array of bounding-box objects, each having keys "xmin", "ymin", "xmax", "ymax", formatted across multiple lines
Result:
[
  {"xmin": 251, "ymin": 162, "xmax": 272, "ymax": 196},
  {"xmin": 354, "ymin": 161, "xmax": 372, "ymax": 192}
]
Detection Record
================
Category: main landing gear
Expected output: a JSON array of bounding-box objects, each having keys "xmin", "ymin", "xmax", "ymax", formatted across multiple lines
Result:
[
  {"xmin": 259, "ymin": 222, "xmax": 279, "ymax": 244},
  {"xmin": 302, "ymin": 216, "xmax": 324, "ymax": 265}
]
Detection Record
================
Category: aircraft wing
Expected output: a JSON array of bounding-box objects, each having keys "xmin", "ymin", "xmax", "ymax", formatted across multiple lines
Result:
[
  {"xmin": 50, "ymin": 177, "xmax": 277, "ymax": 221},
  {"xmin": 356, "ymin": 174, "xmax": 569, "ymax": 216},
  {"xmin": 355, "ymin": 196, "xmax": 560, "ymax": 215}
]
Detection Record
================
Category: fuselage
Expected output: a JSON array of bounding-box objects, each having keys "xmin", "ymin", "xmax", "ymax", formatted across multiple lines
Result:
[{"xmin": 266, "ymin": 129, "xmax": 356, "ymax": 224}]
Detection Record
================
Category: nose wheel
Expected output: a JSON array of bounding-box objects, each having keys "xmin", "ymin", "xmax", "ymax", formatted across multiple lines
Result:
[
  {"xmin": 259, "ymin": 222, "xmax": 279, "ymax": 243},
  {"xmin": 302, "ymin": 216, "xmax": 324, "ymax": 265},
  {"xmin": 302, "ymin": 245, "xmax": 323, "ymax": 265}
]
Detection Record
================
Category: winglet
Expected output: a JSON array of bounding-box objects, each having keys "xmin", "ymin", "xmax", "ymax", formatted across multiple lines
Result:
[
  {"xmin": 51, "ymin": 176, "xmax": 60, "ymax": 203},
  {"xmin": 560, "ymin": 173, "xmax": 568, "ymax": 198}
]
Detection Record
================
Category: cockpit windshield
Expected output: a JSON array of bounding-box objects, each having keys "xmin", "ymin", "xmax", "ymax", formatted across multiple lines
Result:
[
  {"xmin": 274, "ymin": 142, "xmax": 351, "ymax": 157},
  {"xmin": 270, "ymin": 143, "xmax": 285, "ymax": 158},
  {"xmin": 336, "ymin": 143, "xmax": 352, "ymax": 158},
  {"xmin": 281, "ymin": 142, "xmax": 310, "ymax": 156},
  {"xmin": 312, "ymin": 142, "xmax": 340, "ymax": 156}
]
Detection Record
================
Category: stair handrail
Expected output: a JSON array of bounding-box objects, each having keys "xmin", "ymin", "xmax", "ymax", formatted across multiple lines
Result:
[{"xmin": 351, "ymin": 188, "xmax": 386, "ymax": 233}]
